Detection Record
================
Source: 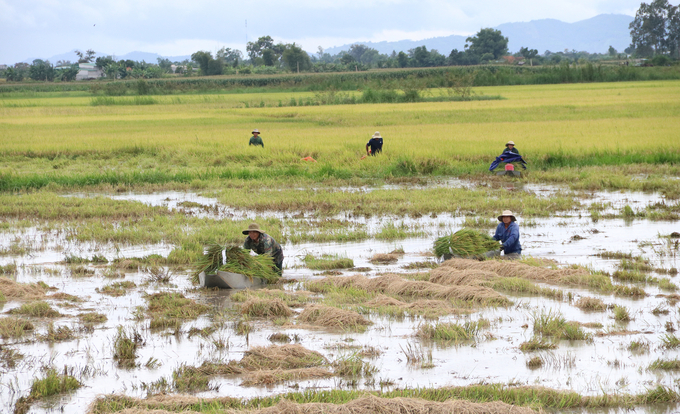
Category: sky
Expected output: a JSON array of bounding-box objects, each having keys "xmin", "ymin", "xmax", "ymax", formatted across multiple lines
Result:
[{"xmin": 0, "ymin": 0, "xmax": 645, "ymax": 64}]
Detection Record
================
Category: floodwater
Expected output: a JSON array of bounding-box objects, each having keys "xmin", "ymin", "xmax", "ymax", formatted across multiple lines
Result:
[{"xmin": 1, "ymin": 182, "xmax": 679, "ymax": 414}]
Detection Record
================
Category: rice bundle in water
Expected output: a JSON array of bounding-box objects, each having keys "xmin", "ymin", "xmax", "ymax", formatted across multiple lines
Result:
[
  {"xmin": 194, "ymin": 243, "xmax": 280, "ymax": 283},
  {"xmin": 434, "ymin": 229, "xmax": 500, "ymax": 258}
]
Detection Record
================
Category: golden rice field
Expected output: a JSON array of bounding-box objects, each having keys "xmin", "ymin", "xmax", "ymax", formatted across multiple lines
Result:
[{"xmin": 0, "ymin": 80, "xmax": 679, "ymax": 170}]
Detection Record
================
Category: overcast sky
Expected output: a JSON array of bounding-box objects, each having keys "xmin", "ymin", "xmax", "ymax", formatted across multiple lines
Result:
[{"xmin": 1, "ymin": 0, "xmax": 645, "ymax": 64}]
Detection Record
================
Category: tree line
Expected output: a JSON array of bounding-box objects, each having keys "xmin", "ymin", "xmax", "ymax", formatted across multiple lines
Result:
[{"xmin": 3, "ymin": 2, "xmax": 678, "ymax": 83}]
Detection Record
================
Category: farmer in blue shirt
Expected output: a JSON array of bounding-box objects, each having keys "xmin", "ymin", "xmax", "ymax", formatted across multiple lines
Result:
[{"xmin": 493, "ymin": 210, "xmax": 522, "ymax": 259}]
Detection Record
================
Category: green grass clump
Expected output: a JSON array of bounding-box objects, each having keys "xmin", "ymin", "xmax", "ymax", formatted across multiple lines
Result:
[
  {"xmin": 333, "ymin": 354, "xmax": 377, "ymax": 377},
  {"xmin": 0, "ymin": 317, "xmax": 34, "ymax": 338},
  {"xmin": 9, "ymin": 301, "xmax": 61, "ymax": 317},
  {"xmin": 533, "ymin": 310, "xmax": 591, "ymax": 341},
  {"xmin": 433, "ymin": 228, "xmax": 499, "ymax": 258},
  {"xmin": 627, "ymin": 340, "xmax": 650, "ymax": 353},
  {"xmin": 96, "ymin": 281, "xmax": 137, "ymax": 296},
  {"xmin": 648, "ymin": 358, "xmax": 680, "ymax": 370},
  {"xmin": 519, "ymin": 337, "xmax": 558, "ymax": 352},
  {"xmin": 574, "ymin": 296, "xmax": 606, "ymax": 311},
  {"xmin": 78, "ymin": 312, "xmax": 107, "ymax": 324},
  {"xmin": 613, "ymin": 305, "xmax": 632, "ymax": 322},
  {"xmin": 416, "ymin": 321, "xmax": 485, "ymax": 343},
  {"xmin": 113, "ymin": 326, "xmax": 143, "ymax": 368},
  {"xmin": 194, "ymin": 243, "xmax": 280, "ymax": 283},
  {"xmin": 661, "ymin": 333, "xmax": 680, "ymax": 349},
  {"xmin": 526, "ymin": 356, "xmax": 544, "ymax": 368},
  {"xmin": 303, "ymin": 254, "xmax": 354, "ymax": 270},
  {"xmin": 29, "ymin": 368, "xmax": 81, "ymax": 398},
  {"xmin": 41, "ymin": 323, "xmax": 76, "ymax": 342},
  {"xmin": 145, "ymin": 292, "xmax": 209, "ymax": 320},
  {"xmin": 172, "ymin": 364, "xmax": 217, "ymax": 392}
]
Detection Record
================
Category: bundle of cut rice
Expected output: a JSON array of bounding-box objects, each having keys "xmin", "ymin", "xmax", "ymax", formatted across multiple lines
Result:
[
  {"xmin": 194, "ymin": 243, "xmax": 280, "ymax": 283},
  {"xmin": 433, "ymin": 229, "xmax": 500, "ymax": 258}
]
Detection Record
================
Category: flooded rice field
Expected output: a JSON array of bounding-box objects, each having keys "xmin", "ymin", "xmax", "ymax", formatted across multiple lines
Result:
[{"xmin": 1, "ymin": 181, "xmax": 679, "ymax": 414}]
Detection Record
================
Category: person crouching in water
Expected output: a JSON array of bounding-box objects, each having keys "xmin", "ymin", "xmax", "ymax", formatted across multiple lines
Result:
[
  {"xmin": 242, "ymin": 223, "xmax": 284, "ymax": 274},
  {"xmin": 366, "ymin": 131, "xmax": 383, "ymax": 156},
  {"xmin": 493, "ymin": 210, "xmax": 522, "ymax": 260}
]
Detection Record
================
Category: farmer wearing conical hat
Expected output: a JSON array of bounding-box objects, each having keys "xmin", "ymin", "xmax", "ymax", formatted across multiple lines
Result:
[
  {"xmin": 504, "ymin": 141, "xmax": 519, "ymax": 154},
  {"xmin": 366, "ymin": 131, "xmax": 383, "ymax": 156},
  {"xmin": 492, "ymin": 210, "xmax": 522, "ymax": 259},
  {"xmin": 242, "ymin": 223, "xmax": 284, "ymax": 274},
  {"xmin": 249, "ymin": 129, "xmax": 264, "ymax": 147}
]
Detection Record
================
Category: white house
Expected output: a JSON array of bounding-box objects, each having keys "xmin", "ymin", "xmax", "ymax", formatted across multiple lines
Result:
[{"xmin": 76, "ymin": 63, "xmax": 104, "ymax": 80}]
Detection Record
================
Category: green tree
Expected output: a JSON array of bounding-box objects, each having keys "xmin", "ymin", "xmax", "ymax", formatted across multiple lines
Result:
[
  {"xmin": 95, "ymin": 56, "xmax": 115, "ymax": 70},
  {"xmin": 397, "ymin": 51, "xmax": 409, "ymax": 68},
  {"xmin": 29, "ymin": 59, "xmax": 55, "ymax": 81},
  {"xmin": 75, "ymin": 49, "xmax": 96, "ymax": 63},
  {"xmin": 629, "ymin": 0, "xmax": 679, "ymax": 57},
  {"xmin": 519, "ymin": 46, "xmax": 539, "ymax": 66},
  {"xmin": 608, "ymin": 45, "xmax": 618, "ymax": 56},
  {"xmin": 191, "ymin": 51, "xmax": 213, "ymax": 75},
  {"xmin": 262, "ymin": 49, "xmax": 277, "ymax": 66},
  {"xmin": 281, "ymin": 43, "xmax": 311, "ymax": 72},
  {"xmin": 58, "ymin": 64, "xmax": 80, "ymax": 81},
  {"xmin": 246, "ymin": 36, "xmax": 275, "ymax": 62},
  {"xmin": 157, "ymin": 57, "xmax": 173, "ymax": 73},
  {"xmin": 465, "ymin": 28, "xmax": 509, "ymax": 60}
]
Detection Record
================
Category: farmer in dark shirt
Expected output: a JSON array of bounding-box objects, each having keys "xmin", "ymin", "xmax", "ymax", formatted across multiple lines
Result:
[
  {"xmin": 505, "ymin": 141, "xmax": 519, "ymax": 154},
  {"xmin": 249, "ymin": 129, "xmax": 264, "ymax": 147},
  {"xmin": 242, "ymin": 223, "xmax": 284, "ymax": 274},
  {"xmin": 366, "ymin": 131, "xmax": 383, "ymax": 156}
]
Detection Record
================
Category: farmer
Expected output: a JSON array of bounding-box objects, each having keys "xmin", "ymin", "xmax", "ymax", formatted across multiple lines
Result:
[
  {"xmin": 249, "ymin": 129, "xmax": 264, "ymax": 147},
  {"xmin": 242, "ymin": 223, "xmax": 284, "ymax": 274},
  {"xmin": 504, "ymin": 141, "xmax": 519, "ymax": 154},
  {"xmin": 493, "ymin": 210, "xmax": 522, "ymax": 259},
  {"xmin": 366, "ymin": 131, "xmax": 383, "ymax": 156}
]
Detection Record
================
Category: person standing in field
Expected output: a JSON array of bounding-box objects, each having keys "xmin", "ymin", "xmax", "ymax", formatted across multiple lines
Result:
[
  {"xmin": 242, "ymin": 223, "xmax": 284, "ymax": 274},
  {"xmin": 492, "ymin": 210, "xmax": 522, "ymax": 259},
  {"xmin": 366, "ymin": 131, "xmax": 383, "ymax": 156},
  {"xmin": 249, "ymin": 129, "xmax": 264, "ymax": 147},
  {"xmin": 504, "ymin": 141, "xmax": 519, "ymax": 154}
]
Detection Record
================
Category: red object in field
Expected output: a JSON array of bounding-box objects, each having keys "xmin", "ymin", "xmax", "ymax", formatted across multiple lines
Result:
[{"xmin": 505, "ymin": 164, "xmax": 515, "ymax": 171}]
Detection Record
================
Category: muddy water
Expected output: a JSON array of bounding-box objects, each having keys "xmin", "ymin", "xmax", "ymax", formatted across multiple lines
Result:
[{"xmin": 1, "ymin": 185, "xmax": 679, "ymax": 414}]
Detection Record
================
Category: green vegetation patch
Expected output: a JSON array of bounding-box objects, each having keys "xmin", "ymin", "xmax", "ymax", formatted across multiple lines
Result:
[
  {"xmin": 303, "ymin": 253, "xmax": 354, "ymax": 270},
  {"xmin": 9, "ymin": 301, "xmax": 62, "ymax": 318},
  {"xmin": 0, "ymin": 317, "xmax": 34, "ymax": 338},
  {"xmin": 194, "ymin": 244, "xmax": 280, "ymax": 283},
  {"xmin": 434, "ymin": 229, "xmax": 500, "ymax": 258}
]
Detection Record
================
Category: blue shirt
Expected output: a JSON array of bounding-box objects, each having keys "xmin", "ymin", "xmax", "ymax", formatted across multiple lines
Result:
[{"xmin": 493, "ymin": 221, "xmax": 521, "ymax": 254}]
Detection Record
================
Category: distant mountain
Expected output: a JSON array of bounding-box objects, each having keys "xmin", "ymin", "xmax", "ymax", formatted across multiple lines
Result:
[{"xmin": 325, "ymin": 13, "xmax": 633, "ymax": 57}]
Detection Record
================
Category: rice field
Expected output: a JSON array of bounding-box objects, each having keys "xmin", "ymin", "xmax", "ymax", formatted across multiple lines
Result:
[{"xmin": 1, "ymin": 80, "xmax": 680, "ymax": 414}]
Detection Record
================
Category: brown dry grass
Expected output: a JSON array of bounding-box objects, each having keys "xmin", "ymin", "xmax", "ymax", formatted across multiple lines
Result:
[
  {"xmin": 238, "ymin": 344, "xmax": 328, "ymax": 371},
  {"xmin": 441, "ymin": 258, "xmax": 594, "ymax": 285},
  {"xmin": 0, "ymin": 277, "xmax": 47, "ymax": 300},
  {"xmin": 240, "ymin": 298, "xmax": 294, "ymax": 317},
  {"xmin": 241, "ymin": 367, "xmax": 333, "ymax": 386},
  {"xmin": 429, "ymin": 267, "xmax": 499, "ymax": 286},
  {"xmin": 298, "ymin": 304, "xmax": 372, "ymax": 329},
  {"xmin": 98, "ymin": 394, "xmax": 535, "ymax": 414},
  {"xmin": 365, "ymin": 295, "xmax": 466, "ymax": 318},
  {"xmin": 574, "ymin": 297, "xmax": 607, "ymax": 311},
  {"xmin": 370, "ymin": 253, "xmax": 400, "ymax": 264},
  {"xmin": 307, "ymin": 274, "xmax": 510, "ymax": 306}
]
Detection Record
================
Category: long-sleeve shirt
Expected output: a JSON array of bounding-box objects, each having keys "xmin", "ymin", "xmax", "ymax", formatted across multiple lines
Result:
[
  {"xmin": 243, "ymin": 233, "xmax": 283, "ymax": 266},
  {"xmin": 493, "ymin": 221, "xmax": 522, "ymax": 255},
  {"xmin": 249, "ymin": 135, "xmax": 264, "ymax": 147}
]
